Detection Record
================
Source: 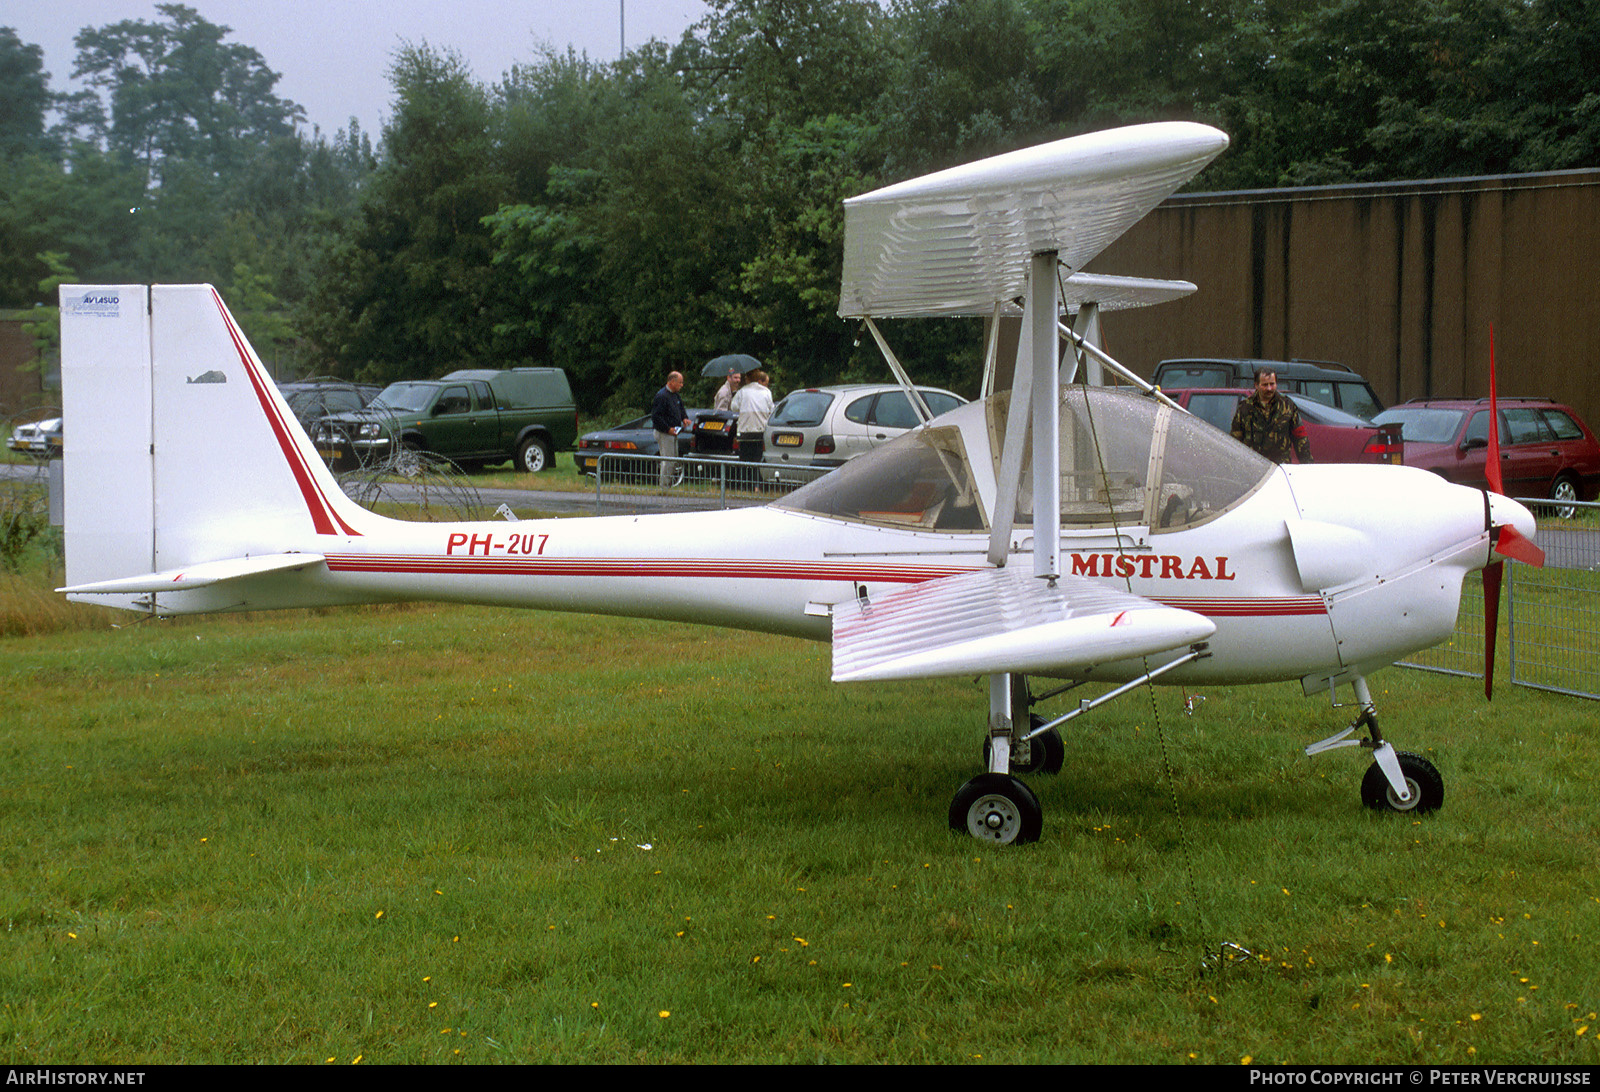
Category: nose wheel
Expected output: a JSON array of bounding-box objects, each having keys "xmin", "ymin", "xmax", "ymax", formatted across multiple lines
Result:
[
  {"xmin": 1360, "ymin": 751, "xmax": 1444, "ymax": 813},
  {"xmin": 1305, "ymin": 676, "xmax": 1447, "ymax": 814},
  {"xmin": 949, "ymin": 773, "xmax": 1043, "ymax": 844}
]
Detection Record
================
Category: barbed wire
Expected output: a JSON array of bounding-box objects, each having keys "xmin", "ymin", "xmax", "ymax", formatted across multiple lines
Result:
[{"xmin": 333, "ymin": 445, "xmax": 487, "ymax": 523}]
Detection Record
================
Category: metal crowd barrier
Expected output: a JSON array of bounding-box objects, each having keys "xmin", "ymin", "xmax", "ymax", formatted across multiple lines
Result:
[
  {"xmin": 1401, "ymin": 497, "xmax": 1600, "ymax": 700},
  {"xmin": 588, "ymin": 453, "xmax": 833, "ymax": 515}
]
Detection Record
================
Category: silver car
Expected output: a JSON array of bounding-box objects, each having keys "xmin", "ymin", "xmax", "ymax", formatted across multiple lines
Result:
[
  {"xmin": 6, "ymin": 415, "xmax": 63, "ymax": 458},
  {"xmin": 762, "ymin": 384, "xmax": 966, "ymax": 479}
]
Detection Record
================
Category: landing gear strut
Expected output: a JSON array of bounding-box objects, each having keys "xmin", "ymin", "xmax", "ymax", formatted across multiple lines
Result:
[
  {"xmin": 1305, "ymin": 675, "xmax": 1445, "ymax": 814},
  {"xmin": 949, "ymin": 674, "xmax": 1052, "ymax": 844},
  {"xmin": 950, "ymin": 650, "xmax": 1211, "ymax": 844}
]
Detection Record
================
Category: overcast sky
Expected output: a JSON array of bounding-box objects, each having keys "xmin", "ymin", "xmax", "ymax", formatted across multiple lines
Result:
[{"xmin": 8, "ymin": 0, "xmax": 710, "ymax": 139}]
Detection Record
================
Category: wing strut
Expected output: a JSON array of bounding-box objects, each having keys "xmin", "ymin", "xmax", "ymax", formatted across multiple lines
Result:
[
  {"xmin": 861, "ymin": 317, "xmax": 934, "ymax": 425},
  {"xmin": 1056, "ymin": 319, "xmax": 1183, "ymax": 411},
  {"xmin": 1028, "ymin": 252, "xmax": 1062, "ymax": 582}
]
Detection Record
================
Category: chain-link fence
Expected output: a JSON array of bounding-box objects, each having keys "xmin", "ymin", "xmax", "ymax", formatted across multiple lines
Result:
[
  {"xmin": 1400, "ymin": 498, "xmax": 1600, "ymax": 700},
  {"xmin": 587, "ymin": 453, "xmax": 832, "ymax": 515}
]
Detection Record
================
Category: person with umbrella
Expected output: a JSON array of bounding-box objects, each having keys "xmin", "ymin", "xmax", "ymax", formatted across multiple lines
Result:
[
  {"xmin": 713, "ymin": 370, "xmax": 742, "ymax": 412},
  {"xmin": 704, "ymin": 353, "xmax": 761, "ymax": 413},
  {"xmin": 730, "ymin": 368, "xmax": 774, "ymax": 485}
]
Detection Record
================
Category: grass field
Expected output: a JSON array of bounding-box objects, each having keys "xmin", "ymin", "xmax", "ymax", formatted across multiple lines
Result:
[{"xmin": 3, "ymin": 572, "xmax": 1599, "ymax": 1064}]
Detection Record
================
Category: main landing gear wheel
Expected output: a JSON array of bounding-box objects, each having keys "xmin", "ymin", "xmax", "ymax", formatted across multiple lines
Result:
[
  {"xmin": 1360, "ymin": 751, "xmax": 1444, "ymax": 814},
  {"xmin": 1022, "ymin": 716, "xmax": 1065, "ymax": 774},
  {"xmin": 949, "ymin": 773, "xmax": 1043, "ymax": 844}
]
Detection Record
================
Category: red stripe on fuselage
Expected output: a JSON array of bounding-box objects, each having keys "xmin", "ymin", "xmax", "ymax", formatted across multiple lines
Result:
[
  {"xmin": 1154, "ymin": 595, "xmax": 1328, "ymax": 617},
  {"xmin": 209, "ymin": 289, "xmax": 361, "ymax": 537},
  {"xmin": 323, "ymin": 554, "xmax": 972, "ymax": 583},
  {"xmin": 319, "ymin": 552, "xmax": 1334, "ymax": 618}
]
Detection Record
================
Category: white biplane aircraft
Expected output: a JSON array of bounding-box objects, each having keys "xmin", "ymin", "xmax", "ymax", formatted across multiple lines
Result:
[{"xmin": 57, "ymin": 123, "xmax": 1544, "ymax": 844}]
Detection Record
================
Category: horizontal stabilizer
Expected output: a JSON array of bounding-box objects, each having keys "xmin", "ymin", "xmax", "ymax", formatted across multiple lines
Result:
[
  {"xmin": 831, "ymin": 567, "xmax": 1216, "ymax": 683},
  {"xmin": 59, "ymin": 552, "xmax": 326, "ymax": 595}
]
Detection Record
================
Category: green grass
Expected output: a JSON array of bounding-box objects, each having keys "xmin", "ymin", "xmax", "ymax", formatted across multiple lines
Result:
[
  {"xmin": 472, "ymin": 456, "xmax": 591, "ymax": 492},
  {"xmin": 3, "ymin": 580, "xmax": 1599, "ymax": 1064}
]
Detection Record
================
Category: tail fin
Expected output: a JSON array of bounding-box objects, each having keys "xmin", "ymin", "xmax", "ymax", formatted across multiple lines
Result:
[{"xmin": 60, "ymin": 284, "xmax": 377, "ymax": 613}]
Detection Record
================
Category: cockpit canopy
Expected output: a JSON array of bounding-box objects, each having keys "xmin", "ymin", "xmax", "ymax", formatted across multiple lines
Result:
[{"xmin": 774, "ymin": 386, "xmax": 1275, "ymax": 533}]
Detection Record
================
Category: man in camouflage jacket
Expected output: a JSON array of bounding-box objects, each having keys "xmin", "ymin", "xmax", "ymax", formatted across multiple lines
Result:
[{"xmin": 1230, "ymin": 369, "xmax": 1312, "ymax": 463}]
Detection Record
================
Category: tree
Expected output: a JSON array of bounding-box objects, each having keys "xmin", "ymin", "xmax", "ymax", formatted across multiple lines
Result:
[
  {"xmin": 20, "ymin": 252, "xmax": 76, "ymax": 372},
  {"xmin": 876, "ymin": 0, "xmax": 1053, "ymax": 176},
  {"xmin": 70, "ymin": 3, "xmax": 303, "ymax": 184},
  {"xmin": 301, "ymin": 44, "xmax": 513, "ymax": 384},
  {"xmin": 0, "ymin": 27, "xmax": 55, "ymax": 158},
  {"xmin": 677, "ymin": 0, "xmax": 891, "ymax": 131}
]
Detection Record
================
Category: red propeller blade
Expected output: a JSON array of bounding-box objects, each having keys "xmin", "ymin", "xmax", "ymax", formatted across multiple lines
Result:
[
  {"xmin": 1483, "ymin": 560, "xmax": 1502, "ymax": 700},
  {"xmin": 1495, "ymin": 523, "xmax": 1546, "ymax": 568},
  {"xmin": 1486, "ymin": 326, "xmax": 1505, "ymax": 496},
  {"xmin": 1483, "ymin": 324, "xmax": 1504, "ymax": 699}
]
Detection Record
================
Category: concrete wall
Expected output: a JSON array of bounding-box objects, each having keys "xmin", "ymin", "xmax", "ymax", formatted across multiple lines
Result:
[{"xmin": 1089, "ymin": 169, "xmax": 1600, "ymax": 428}]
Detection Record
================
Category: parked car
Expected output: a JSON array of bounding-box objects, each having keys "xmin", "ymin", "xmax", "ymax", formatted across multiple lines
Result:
[
  {"xmin": 313, "ymin": 367, "xmax": 577, "ymax": 472},
  {"xmin": 277, "ymin": 379, "xmax": 383, "ymax": 432},
  {"xmin": 1153, "ymin": 357, "xmax": 1385, "ymax": 418},
  {"xmin": 1372, "ymin": 398, "xmax": 1600, "ymax": 516},
  {"xmin": 762, "ymin": 384, "xmax": 966, "ymax": 480},
  {"xmin": 6, "ymin": 414, "xmax": 63, "ymax": 458},
  {"xmin": 1165, "ymin": 388, "xmax": 1403, "ymax": 464},
  {"xmin": 573, "ymin": 409, "xmax": 732, "ymax": 480}
]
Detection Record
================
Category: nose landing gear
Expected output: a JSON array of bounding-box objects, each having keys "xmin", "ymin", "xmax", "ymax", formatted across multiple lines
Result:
[{"xmin": 1305, "ymin": 675, "xmax": 1445, "ymax": 814}]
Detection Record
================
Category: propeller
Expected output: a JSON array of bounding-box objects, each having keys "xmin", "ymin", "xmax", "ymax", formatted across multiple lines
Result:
[{"xmin": 1481, "ymin": 326, "xmax": 1546, "ymax": 698}]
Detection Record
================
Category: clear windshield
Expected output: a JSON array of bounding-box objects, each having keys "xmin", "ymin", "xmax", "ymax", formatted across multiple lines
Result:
[
  {"xmin": 371, "ymin": 382, "xmax": 438, "ymax": 413},
  {"xmin": 988, "ymin": 386, "xmax": 1274, "ymax": 532},
  {"xmin": 773, "ymin": 425, "xmax": 986, "ymax": 532}
]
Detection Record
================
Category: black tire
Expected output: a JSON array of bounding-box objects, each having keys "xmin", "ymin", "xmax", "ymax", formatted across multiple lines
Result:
[
  {"xmin": 1360, "ymin": 751, "xmax": 1444, "ymax": 814},
  {"xmin": 1550, "ymin": 475, "xmax": 1579, "ymax": 520},
  {"xmin": 517, "ymin": 436, "xmax": 553, "ymax": 474},
  {"xmin": 981, "ymin": 720, "xmax": 1065, "ymax": 775},
  {"xmin": 949, "ymin": 773, "xmax": 1043, "ymax": 844}
]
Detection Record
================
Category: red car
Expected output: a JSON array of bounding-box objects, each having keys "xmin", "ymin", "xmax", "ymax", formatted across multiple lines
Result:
[
  {"xmin": 1164, "ymin": 388, "xmax": 1403, "ymax": 464},
  {"xmin": 1373, "ymin": 398, "xmax": 1600, "ymax": 516}
]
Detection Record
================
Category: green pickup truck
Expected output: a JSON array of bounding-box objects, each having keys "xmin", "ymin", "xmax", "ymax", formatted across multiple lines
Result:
[{"xmin": 312, "ymin": 368, "xmax": 577, "ymax": 472}]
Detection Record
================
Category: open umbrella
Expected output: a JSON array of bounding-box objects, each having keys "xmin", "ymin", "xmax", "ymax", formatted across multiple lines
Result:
[{"xmin": 702, "ymin": 353, "xmax": 761, "ymax": 378}]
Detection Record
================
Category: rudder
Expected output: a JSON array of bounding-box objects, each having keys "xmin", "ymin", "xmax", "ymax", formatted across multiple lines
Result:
[{"xmin": 61, "ymin": 284, "xmax": 374, "ymax": 611}]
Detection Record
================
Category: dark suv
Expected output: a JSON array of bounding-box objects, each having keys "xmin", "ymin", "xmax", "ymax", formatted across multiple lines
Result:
[
  {"xmin": 1152, "ymin": 357, "xmax": 1384, "ymax": 419},
  {"xmin": 277, "ymin": 379, "xmax": 382, "ymax": 431},
  {"xmin": 1372, "ymin": 398, "xmax": 1600, "ymax": 516}
]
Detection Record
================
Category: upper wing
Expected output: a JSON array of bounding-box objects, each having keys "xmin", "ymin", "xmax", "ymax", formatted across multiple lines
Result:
[
  {"xmin": 838, "ymin": 122, "xmax": 1228, "ymax": 319},
  {"xmin": 831, "ymin": 566, "xmax": 1216, "ymax": 683}
]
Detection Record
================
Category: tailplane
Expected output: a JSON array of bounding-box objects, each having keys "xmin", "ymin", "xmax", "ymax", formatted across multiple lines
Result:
[{"xmin": 59, "ymin": 284, "xmax": 378, "ymax": 613}]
